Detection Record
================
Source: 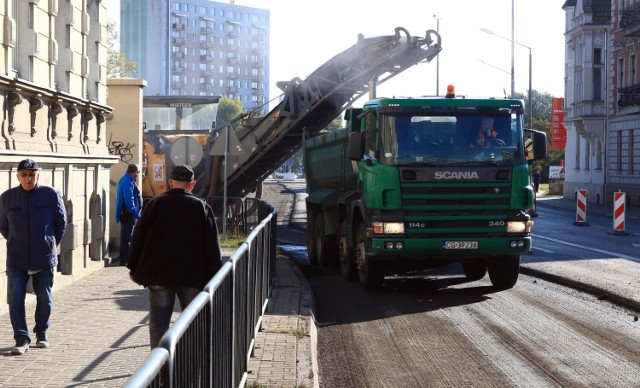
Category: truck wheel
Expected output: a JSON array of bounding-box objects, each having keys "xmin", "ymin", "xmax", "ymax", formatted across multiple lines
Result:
[
  {"xmin": 338, "ymin": 220, "xmax": 356, "ymax": 281},
  {"xmin": 488, "ymin": 255, "xmax": 520, "ymax": 289},
  {"xmin": 461, "ymin": 262, "xmax": 487, "ymax": 281},
  {"xmin": 315, "ymin": 215, "xmax": 337, "ymax": 267},
  {"xmin": 355, "ymin": 223, "xmax": 384, "ymax": 290}
]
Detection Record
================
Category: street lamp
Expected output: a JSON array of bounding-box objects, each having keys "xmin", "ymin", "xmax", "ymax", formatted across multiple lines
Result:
[
  {"xmin": 434, "ymin": 15, "xmax": 440, "ymax": 96},
  {"xmin": 480, "ymin": 27, "xmax": 533, "ymax": 128}
]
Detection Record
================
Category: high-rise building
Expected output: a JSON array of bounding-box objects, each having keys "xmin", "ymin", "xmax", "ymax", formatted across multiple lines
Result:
[{"xmin": 120, "ymin": 0, "xmax": 270, "ymax": 113}]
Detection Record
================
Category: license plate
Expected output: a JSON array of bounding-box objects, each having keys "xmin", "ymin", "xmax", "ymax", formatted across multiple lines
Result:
[{"xmin": 443, "ymin": 241, "xmax": 478, "ymax": 250}]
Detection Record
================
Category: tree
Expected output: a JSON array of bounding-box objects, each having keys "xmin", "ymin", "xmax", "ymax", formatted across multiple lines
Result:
[
  {"xmin": 106, "ymin": 20, "xmax": 137, "ymax": 78},
  {"xmin": 216, "ymin": 96, "xmax": 244, "ymax": 130},
  {"xmin": 325, "ymin": 115, "xmax": 344, "ymax": 132}
]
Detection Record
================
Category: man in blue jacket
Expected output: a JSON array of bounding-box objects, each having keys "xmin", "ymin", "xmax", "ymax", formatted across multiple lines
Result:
[
  {"xmin": 115, "ymin": 163, "xmax": 142, "ymax": 266},
  {"xmin": 0, "ymin": 159, "xmax": 67, "ymax": 355}
]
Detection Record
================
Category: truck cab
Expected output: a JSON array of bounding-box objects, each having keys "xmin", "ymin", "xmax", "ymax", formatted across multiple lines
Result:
[{"xmin": 304, "ymin": 92, "xmax": 547, "ymax": 290}]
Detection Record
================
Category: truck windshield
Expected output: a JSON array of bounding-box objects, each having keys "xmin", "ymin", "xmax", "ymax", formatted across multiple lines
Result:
[{"xmin": 379, "ymin": 112, "xmax": 525, "ymax": 166}]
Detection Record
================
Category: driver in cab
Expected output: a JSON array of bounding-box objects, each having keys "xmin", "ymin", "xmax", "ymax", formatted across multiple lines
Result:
[{"xmin": 469, "ymin": 117, "xmax": 502, "ymax": 149}]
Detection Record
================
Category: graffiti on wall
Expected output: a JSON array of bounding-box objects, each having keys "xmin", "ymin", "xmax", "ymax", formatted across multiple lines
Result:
[{"xmin": 108, "ymin": 133, "xmax": 136, "ymax": 162}]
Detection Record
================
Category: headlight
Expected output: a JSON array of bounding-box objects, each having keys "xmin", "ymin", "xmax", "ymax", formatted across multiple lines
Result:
[
  {"xmin": 372, "ymin": 221, "xmax": 405, "ymax": 234},
  {"xmin": 507, "ymin": 221, "xmax": 533, "ymax": 233},
  {"xmin": 507, "ymin": 221, "xmax": 526, "ymax": 233}
]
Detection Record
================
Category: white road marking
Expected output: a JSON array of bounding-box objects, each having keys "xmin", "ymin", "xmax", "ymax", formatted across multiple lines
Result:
[{"xmin": 532, "ymin": 233, "xmax": 640, "ymax": 263}]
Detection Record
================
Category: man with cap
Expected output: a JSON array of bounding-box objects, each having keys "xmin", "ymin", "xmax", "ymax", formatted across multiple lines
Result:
[
  {"xmin": 0, "ymin": 159, "xmax": 67, "ymax": 355},
  {"xmin": 114, "ymin": 163, "xmax": 142, "ymax": 266},
  {"xmin": 127, "ymin": 164, "xmax": 222, "ymax": 348}
]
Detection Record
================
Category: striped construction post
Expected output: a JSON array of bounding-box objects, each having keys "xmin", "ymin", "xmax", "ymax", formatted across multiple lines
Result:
[
  {"xmin": 573, "ymin": 189, "xmax": 589, "ymax": 226},
  {"xmin": 608, "ymin": 191, "xmax": 630, "ymax": 236}
]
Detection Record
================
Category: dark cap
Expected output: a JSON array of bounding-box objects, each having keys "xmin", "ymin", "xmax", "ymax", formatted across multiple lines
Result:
[
  {"xmin": 171, "ymin": 165, "xmax": 194, "ymax": 182},
  {"xmin": 17, "ymin": 159, "xmax": 40, "ymax": 171}
]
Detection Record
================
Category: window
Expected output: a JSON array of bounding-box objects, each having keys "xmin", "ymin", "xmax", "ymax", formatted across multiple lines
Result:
[
  {"xmin": 631, "ymin": 55, "xmax": 637, "ymax": 85},
  {"xmin": 575, "ymin": 134, "xmax": 581, "ymax": 170},
  {"xmin": 617, "ymin": 131, "xmax": 622, "ymax": 173},
  {"xmin": 630, "ymin": 129, "xmax": 635, "ymax": 173},
  {"xmin": 594, "ymin": 68, "xmax": 602, "ymax": 100},
  {"xmin": 173, "ymin": 3, "xmax": 181, "ymax": 11},
  {"xmin": 594, "ymin": 48, "xmax": 602, "ymax": 65},
  {"xmin": 619, "ymin": 58, "xmax": 625, "ymax": 88}
]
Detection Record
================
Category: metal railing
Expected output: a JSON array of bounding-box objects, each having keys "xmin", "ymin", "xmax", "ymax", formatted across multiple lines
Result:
[{"xmin": 125, "ymin": 198, "xmax": 276, "ymax": 388}]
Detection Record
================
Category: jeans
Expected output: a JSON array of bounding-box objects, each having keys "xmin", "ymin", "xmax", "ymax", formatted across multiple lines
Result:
[
  {"xmin": 119, "ymin": 213, "xmax": 135, "ymax": 263},
  {"xmin": 148, "ymin": 285, "xmax": 200, "ymax": 349},
  {"xmin": 7, "ymin": 267, "xmax": 55, "ymax": 342}
]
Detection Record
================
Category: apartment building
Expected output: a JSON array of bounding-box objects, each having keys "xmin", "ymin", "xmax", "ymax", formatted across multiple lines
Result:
[
  {"xmin": 120, "ymin": 0, "xmax": 270, "ymax": 113},
  {"xmin": 0, "ymin": 0, "xmax": 119, "ymax": 314},
  {"xmin": 564, "ymin": 0, "xmax": 640, "ymax": 208}
]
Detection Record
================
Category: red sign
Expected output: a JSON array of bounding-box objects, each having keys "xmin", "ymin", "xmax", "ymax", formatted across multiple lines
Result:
[{"xmin": 551, "ymin": 97, "xmax": 567, "ymax": 149}]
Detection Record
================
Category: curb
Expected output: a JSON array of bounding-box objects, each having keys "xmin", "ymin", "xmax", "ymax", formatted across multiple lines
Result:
[{"xmin": 519, "ymin": 266, "xmax": 640, "ymax": 313}]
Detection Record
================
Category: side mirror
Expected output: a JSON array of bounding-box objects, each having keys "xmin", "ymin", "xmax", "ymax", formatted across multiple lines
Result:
[
  {"xmin": 348, "ymin": 131, "xmax": 363, "ymax": 161},
  {"xmin": 525, "ymin": 129, "xmax": 547, "ymax": 161}
]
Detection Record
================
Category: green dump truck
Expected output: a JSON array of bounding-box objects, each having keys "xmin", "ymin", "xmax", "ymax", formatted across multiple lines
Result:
[{"xmin": 303, "ymin": 88, "xmax": 547, "ymax": 290}]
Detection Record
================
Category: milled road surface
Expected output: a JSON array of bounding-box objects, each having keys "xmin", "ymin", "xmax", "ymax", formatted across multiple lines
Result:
[
  {"xmin": 263, "ymin": 180, "xmax": 640, "ymax": 388},
  {"xmin": 310, "ymin": 269, "xmax": 640, "ymax": 387}
]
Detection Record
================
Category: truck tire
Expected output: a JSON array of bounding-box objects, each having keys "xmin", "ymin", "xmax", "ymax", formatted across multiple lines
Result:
[
  {"xmin": 338, "ymin": 220, "xmax": 357, "ymax": 281},
  {"xmin": 315, "ymin": 215, "xmax": 337, "ymax": 267},
  {"xmin": 355, "ymin": 223, "xmax": 384, "ymax": 290},
  {"xmin": 488, "ymin": 255, "xmax": 520, "ymax": 289},
  {"xmin": 461, "ymin": 262, "xmax": 487, "ymax": 281}
]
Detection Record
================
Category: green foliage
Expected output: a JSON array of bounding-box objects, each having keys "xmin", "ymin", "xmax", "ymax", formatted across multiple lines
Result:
[
  {"xmin": 216, "ymin": 96, "xmax": 245, "ymax": 130},
  {"xmin": 325, "ymin": 115, "xmax": 344, "ymax": 132},
  {"xmin": 106, "ymin": 20, "xmax": 137, "ymax": 78},
  {"xmin": 513, "ymin": 89, "xmax": 555, "ymax": 124}
]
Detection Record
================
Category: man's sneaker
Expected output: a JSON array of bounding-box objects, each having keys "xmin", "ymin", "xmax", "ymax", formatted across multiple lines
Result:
[
  {"xmin": 35, "ymin": 332, "xmax": 49, "ymax": 348},
  {"xmin": 11, "ymin": 339, "xmax": 29, "ymax": 355}
]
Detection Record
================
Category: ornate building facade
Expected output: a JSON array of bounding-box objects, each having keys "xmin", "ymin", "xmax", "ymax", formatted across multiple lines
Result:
[{"xmin": 0, "ymin": 0, "xmax": 118, "ymax": 314}]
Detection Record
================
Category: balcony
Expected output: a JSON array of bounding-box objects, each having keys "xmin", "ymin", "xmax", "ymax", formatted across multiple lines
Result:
[
  {"xmin": 227, "ymin": 86, "xmax": 238, "ymax": 93},
  {"xmin": 200, "ymin": 41, "xmax": 213, "ymax": 49},
  {"xmin": 172, "ymin": 52, "xmax": 184, "ymax": 59},
  {"xmin": 200, "ymin": 69, "xmax": 211, "ymax": 76},
  {"xmin": 620, "ymin": 4, "xmax": 640, "ymax": 36},
  {"xmin": 228, "ymin": 30, "xmax": 239, "ymax": 38},
  {"xmin": 172, "ymin": 66, "xmax": 186, "ymax": 74},
  {"xmin": 200, "ymin": 83, "xmax": 213, "ymax": 91},
  {"xmin": 200, "ymin": 27, "xmax": 212, "ymax": 34},
  {"xmin": 618, "ymin": 84, "xmax": 640, "ymax": 107},
  {"xmin": 172, "ymin": 23, "xmax": 184, "ymax": 31},
  {"xmin": 227, "ymin": 56, "xmax": 239, "ymax": 65},
  {"xmin": 172, "ymin": 37, "xmax": 185, "ymax": 45},
  {"xmin": 172, "ymin": 81, "xmax": 185, "ymax": 89},
  {"xmin": 200, "ymin": 55, "xmax": 214, "ymax": 62}
]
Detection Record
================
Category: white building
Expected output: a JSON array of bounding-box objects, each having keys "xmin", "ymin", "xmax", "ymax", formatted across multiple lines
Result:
[{"xmin": 564, "ymin": 0, "xmax": 640, "ymax": 208}]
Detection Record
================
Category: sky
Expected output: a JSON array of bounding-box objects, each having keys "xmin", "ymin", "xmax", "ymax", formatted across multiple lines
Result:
[{"xmin": 108, "ymin": 0, "xmax": 566, "ymax": 107}]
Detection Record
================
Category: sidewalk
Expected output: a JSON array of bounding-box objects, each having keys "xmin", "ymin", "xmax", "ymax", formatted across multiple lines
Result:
[{"xmin": 0, "ymin": 251, "xmax": 315, "ymax": 388}]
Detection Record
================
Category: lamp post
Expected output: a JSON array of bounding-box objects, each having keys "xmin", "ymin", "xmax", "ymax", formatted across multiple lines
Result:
[
  {"xmin": 433, "ymin": 14, "xmax": 441, "ymax": 96},
  {"xmin": 480, "ymin": 28, "xmax": 533, "ymax": 128}
]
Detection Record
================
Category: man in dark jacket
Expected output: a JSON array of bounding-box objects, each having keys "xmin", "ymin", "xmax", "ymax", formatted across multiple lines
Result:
[
  {"xmin": 127, "ymin": 164, "xmax": 221, "ymax": 348},
  {"xmin": 0, "ymin": 159, "xmax": 67, "ymax": 355}
]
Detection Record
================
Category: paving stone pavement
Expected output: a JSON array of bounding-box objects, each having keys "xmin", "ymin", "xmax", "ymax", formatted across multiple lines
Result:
[{"xmin": 0, "ymin": 252, "xmax": 315, "ymax": 388}]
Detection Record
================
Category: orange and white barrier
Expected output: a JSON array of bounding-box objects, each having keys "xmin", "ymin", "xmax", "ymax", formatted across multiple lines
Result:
[
  {"xmin": 609, "ymin": 191, "xmax": 630, "ymax": 236},
  {"xmin": 573, "ymin": 189, "xmax": 589, "ymax": 226}
]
